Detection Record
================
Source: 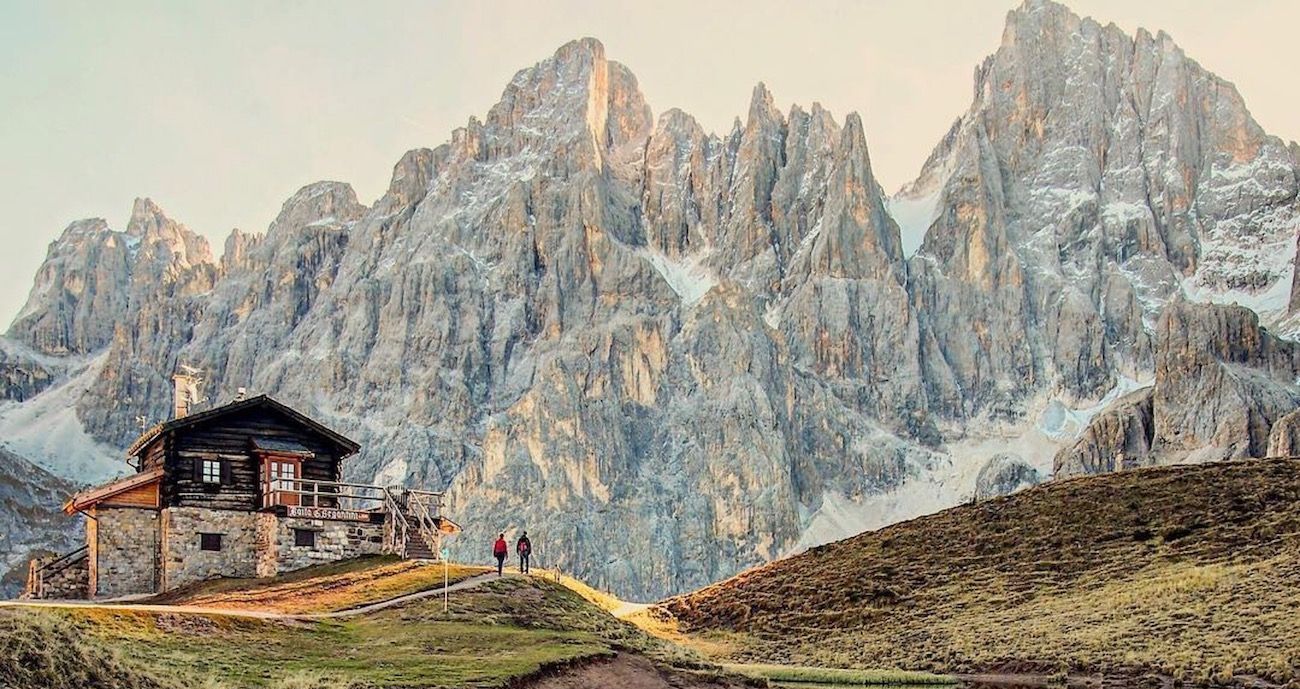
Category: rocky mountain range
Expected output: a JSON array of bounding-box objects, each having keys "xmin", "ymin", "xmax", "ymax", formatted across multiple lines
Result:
[{"xmin": 1, "ymin": 0, "xmax": 1297, "ymax": 599}]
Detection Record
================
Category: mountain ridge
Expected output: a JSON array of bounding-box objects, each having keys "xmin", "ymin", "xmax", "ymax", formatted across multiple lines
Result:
[{"xmin": 0, "ymin": 0, "xmax": 1297, "ymax": 600}]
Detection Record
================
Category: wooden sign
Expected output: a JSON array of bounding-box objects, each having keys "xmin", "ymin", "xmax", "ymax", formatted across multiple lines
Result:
[{"xmin": 286, "ymin": 505, "xmax": 370, "ymax": 522}]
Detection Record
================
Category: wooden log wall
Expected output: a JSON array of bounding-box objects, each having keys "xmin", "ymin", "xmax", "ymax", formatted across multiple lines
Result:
[{"xmin": 148, "ymin": 407, "xmax": 344, "ymax": 511}]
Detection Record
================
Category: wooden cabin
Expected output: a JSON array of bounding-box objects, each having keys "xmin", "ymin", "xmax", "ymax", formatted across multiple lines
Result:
[
  {"xmin": 26, "ymin": 392, "xmax": 457, "ymax": 600},
  {"xmin": 124, "ymin": 394, "xmax": 359, "ymax": 513}
]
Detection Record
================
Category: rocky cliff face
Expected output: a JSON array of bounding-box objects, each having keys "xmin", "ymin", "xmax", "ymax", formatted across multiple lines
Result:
[
  {"xmin": 897, "ymin": 0, "xmax": 1299, "ymax": 427},
  {"xmin": 7, "ymin": 199, "xmax": 216, "ymax": 358},
  {"xmin": 1, "ymin": 1, "xmax": 1298, "ymax": 599},
  {"xmin": 0, "ymin": 448, "xmax": 78, "ymax": 596},
  {"xmin": 1055, "ymin": 299, "xmax": 1300, "ymax": 476},
  {"xmin": 1054, "ymin": 387, "xmax": 1155, "ymax": 477},
  {"xmin": 974, "ymin": 453, "xmax": 1042, "ymax": 500}
]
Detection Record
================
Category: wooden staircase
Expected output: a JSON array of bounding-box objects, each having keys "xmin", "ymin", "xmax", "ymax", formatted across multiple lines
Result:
[
  {"xmin": 384, "ymin": 489, "xmax": 454, "ymax": 561},
  {"xmin": 397, "ymin": 502, "xmax": 440, "ymax": 560}
]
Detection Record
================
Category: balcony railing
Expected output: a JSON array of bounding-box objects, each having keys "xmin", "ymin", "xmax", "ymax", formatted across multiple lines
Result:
[
  {"xmin": 260, "ymin": 477, "xmax": 388, "ymax": 511},
  {"xmin": 260, "ymin": 479, "xmax": 456, "ymax": 561}
]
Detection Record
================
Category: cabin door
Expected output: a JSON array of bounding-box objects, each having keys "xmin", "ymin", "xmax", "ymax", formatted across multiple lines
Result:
[{"xmin": 264, "ymin": 458, "xmax": 301, "ymax": 507}]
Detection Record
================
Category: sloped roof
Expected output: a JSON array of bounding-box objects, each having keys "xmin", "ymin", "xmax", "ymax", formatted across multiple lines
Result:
[
  {"xmin": 126, "ymin": 395, "xmax": 360, "ymax": 458},
  {"xmin": 64, "ymin": 467, "xmax": 163, "ymax": 514},
  {"xmin": 434, "ymin": 516, "xmax": 462, "ymax": 534},
  {"xmin": 251, "ymin": 437, "xmax": 314, "ymax": 455}
]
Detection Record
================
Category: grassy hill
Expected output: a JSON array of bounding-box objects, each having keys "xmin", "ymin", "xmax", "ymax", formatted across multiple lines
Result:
[
  {"xmin": 662, "ymin": 458, "xmax": 1300, "ymax": 686},
  {"xmin": 0, "ymin": 561, "xmax": 737, "ymax": 689},
  {"xmin": 143, "ymin": 555, "xmax": 487, "ymax": 613},
  {"xmin": 8, "ymin": 459, "xmax": 1299, "ymax": 687}
]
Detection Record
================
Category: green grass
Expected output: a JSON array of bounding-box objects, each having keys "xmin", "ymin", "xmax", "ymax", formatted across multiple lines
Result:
[
  {"xmin": 1, "ymin": 572, "xmax": 697, "ymax": 688},
  {"xmin": 78, "ymin": 607, "xmax": 607, "ymax": 688},
  {"xmin": 430, "ymin": 576, "xmax": 706, "ymax": 669},
  {"xmin": 723, "ymin": 664, "xmax": 957, "ymax": 686},
  {"xmin": 147, "ymin": 555, "xmax": 488, "ymax": 613},
  {"xmin": 0, "ymin": 610, "xmax": 172, "ymax": 689}
]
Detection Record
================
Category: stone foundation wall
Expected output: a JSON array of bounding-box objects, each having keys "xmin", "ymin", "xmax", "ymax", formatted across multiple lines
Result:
[
  {"xmin": 256, "ymin": 513, "xmax": 385, "ymax": 577},
  {"xmin": 26, "ymin": 551, "xmax": 89, "ymax": 599},
  {"xmin": 162, "ymin": 507, "xmax": 260, "ymax": 591},
  {"xmin": 90, "ymin": 507, "xmax": 159, "ymax": 598},
  {"xmin": 54, "ymin": 505, "xmax": 388, "ymax": 596}
]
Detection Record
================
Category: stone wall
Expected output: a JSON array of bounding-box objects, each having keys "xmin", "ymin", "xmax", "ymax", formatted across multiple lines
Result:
[
  {"xmin": 89, "ymin": 506, "xmax": 159, "ymax": 598},
  {"xmin": 161, "ymin": 507, "xmax": 259, "ymax": 590},
  {"xmin": 255, "ymin": 513, "xmax": 385, "ymax": 577},
  {"xmin": 26, "ymin": 550, "xmax": 89, "ymax": 599}
]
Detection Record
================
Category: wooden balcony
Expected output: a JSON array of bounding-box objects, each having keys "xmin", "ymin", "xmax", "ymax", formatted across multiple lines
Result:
[{"xmin": 260, "ymin": 477, "xmax": 388, "ymax": 515}]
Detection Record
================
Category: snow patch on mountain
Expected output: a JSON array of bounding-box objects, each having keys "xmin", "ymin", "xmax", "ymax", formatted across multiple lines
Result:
[
  {"xmin": 1184, "ymin": 247, "xmax": 1297, "ymax": 325},
  {"xmin": 372, "ymin": 453, "xmax": 410, "ymax": 487},
  {"xmin": 1037, "ymin": 374, "xmax": 1151, "ymax": 441},
  {"xmin": 0, "ymin": 352, "xmax": 125, "ymax": 485},
  {"xmin": 762, "ymin": 300, "xmax": 782, "ymax": 330},
  {"xmin": 639, "ymin": 248, "xmax": 717, "ymax": 305},
  {"xmin": 792, "ymin": 424, "xmax": 1063, "ymax": 554},
  {"xmin": 887, "ymin": 187, "xmax": 942, "ymax": 258}
]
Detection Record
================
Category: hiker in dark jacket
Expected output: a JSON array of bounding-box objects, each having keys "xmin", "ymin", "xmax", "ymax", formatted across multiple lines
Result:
[
  {"xmin": 516, "ymin": 532, "xmax": 532, "ymax": 574},
  {"xmin": 493, "ymin": 533, "xmax": 508, "ymax": 576}
]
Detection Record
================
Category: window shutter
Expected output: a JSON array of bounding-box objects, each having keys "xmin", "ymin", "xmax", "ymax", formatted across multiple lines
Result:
[
  {"xmin": 192, "ymin": 457, "xmax": 203, "ymax": 482},
  {"xmin": 220, "ymin": 460, "xmax": 232, "ymax": 485}
]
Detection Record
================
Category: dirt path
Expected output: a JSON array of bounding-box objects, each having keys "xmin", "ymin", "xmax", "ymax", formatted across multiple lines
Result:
[{"xmin": 0, "ymin": 571, "xmax": 512, "ymax": 621}]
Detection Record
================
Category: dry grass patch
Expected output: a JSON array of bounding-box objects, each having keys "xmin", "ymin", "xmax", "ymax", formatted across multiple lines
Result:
[
  {"xmin": 8, "ymin": 579, "xmax": 636, "ymax": 688},
  {"xmin": 1, "ymin": 566, "xmax": 715, "ymax": 688},
  {"xmin": 665, "ymin": 459, "xmax": 1300, "ymax": 685},
  {"xmin": 0, "ymin": 609, "xmax": 178, "ymax": 689}
]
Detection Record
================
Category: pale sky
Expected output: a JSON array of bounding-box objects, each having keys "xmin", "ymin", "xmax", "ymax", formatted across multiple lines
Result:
[{"xmin": 1, "ymin": 1, "xmax": 1296, "ymax": 325}]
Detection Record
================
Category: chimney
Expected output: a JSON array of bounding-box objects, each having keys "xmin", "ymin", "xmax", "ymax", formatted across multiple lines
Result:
[
  {"xmin": 235, "ymin": 387, "xmax": 247, "ymax": 401},
  {"xmin": 172, "ymin": 366, "xmax": 204, "ymax": 419}
]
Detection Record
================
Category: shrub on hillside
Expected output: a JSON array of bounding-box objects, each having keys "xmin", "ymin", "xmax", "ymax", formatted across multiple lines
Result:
[{"xmin": 0, "ymin": 610, "xmax": 174, "ymax": 689}]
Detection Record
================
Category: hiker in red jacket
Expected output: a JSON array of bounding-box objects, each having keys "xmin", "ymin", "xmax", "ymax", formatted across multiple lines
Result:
[{"xmin": 492, "ymin": 533, "xmax": 508, "ymax": 576}]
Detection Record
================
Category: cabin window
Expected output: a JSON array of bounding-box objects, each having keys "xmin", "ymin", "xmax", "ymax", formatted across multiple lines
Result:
[
  {"xmin": 201, "ymin": 459, "xmax": 222, "ymax": 484},
  {"xmin": 293, "ymin": 529, "xmax": 316, "ymax": 548},
  {"xmin": 199, "ymin": 533, "xmax": 223, "ymax": 551}
]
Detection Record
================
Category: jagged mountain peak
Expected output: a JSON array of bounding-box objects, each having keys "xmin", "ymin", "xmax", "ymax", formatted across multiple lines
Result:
[
  {"xmin": 551, "ymin": 36, "xmax": 607, "ymax": 65},
  {"xmin": 123, "ymin": 196, "xmax": 215, "ymax": 271},
  {"xmin": 895, "ymin": 0, "xmax": 1300, "ymax": 425},
  {"xmin": 902, "ymin": 0, "xmax": 1297, "ymax": 306},
  {"xmin": 125, "ymin": 196, "xmax": 167, "ymax": 236},
  {"xmin": 267, "ymin": 181, "xmax": 366, "ymax": 239},
  {"xmin": 220, "ymin": 228, "xmax": 261, "ymax": 275},
  {"xmin": 7, "ymin": 197, "xmax": 218, "ymax": 355},
  {"xmin": 651, "ymin": 107, "xmax": 710, "ymax": 150},
  {"xmin": 56, "ymin": 217, "xmax": 111, "ymax": 241},
  {"xmin": 384, "ymin": 148, "xmax": 437, "ymax": 208},
  {"xmin": 744, "ymin": 82, "xmax": 782, "ymax": 130},
  {"xmin": 125, "ymin": 196, "xmax": 189, "ymax": 244},
  {"xmin": 486, "ymin": 36, "xmax": 652, "ymax": 163},
  {"xmin": 1006, "ymin": 0, "xmax": 1079, "ymax": 22}
]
